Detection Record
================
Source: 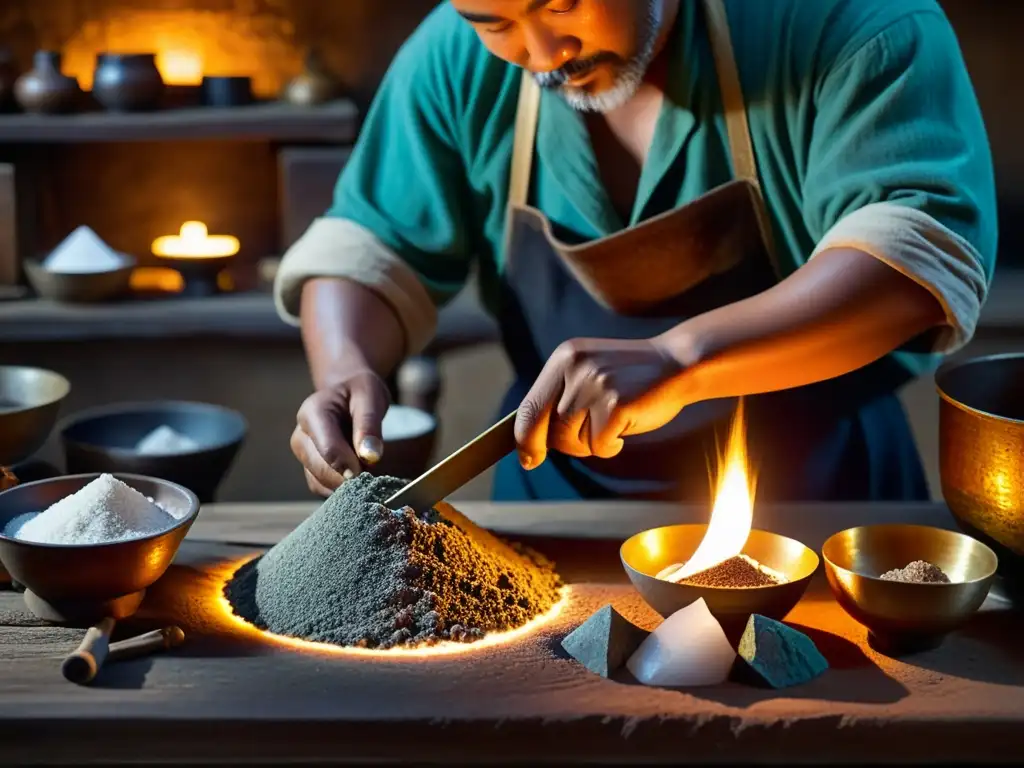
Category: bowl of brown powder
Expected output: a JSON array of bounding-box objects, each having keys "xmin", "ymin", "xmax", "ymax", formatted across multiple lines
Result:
[
  {"xmin": 822, "ymin": 523, "xmax": 998, "ymax": 655},
  {"xmin": 620, "ymin": 524, "xmax": 820, "ymax": 633}
]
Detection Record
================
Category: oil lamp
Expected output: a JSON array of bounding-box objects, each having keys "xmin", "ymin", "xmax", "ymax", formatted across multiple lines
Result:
[{"xmin": 151, "ymin": 221, "xmax": 239, "ymax": 296}]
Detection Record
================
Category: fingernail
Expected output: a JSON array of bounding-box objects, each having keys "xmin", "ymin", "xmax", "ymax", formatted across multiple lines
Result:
[
  {"xmin": 343, "ymin": 469, "xmax": 356, "ymax": 481},
  {"xmin": 519, "ymin": 451, "xmax": 534, "ymax": 470},
  {"xmin": 358, "ymin": 436, "xmax": 384, "ymax": 464}
]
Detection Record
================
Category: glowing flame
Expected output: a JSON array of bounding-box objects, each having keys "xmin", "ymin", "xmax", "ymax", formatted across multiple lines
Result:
[
  {"xmin": 210, "ymin": 557, "xmax": 570, "ymax": 659},
  {"xmin": 666, "ymin": 400, "xmax": 756, "ymax": 582},
  {"xmin": 152, "ymin": 221, "xmax": 240, "ymax": 260}
]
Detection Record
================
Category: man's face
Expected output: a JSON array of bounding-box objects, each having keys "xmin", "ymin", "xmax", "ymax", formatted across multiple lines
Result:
[{"xmin": 451, "ymin": 0, "xmax": 665, "ymax": 113}]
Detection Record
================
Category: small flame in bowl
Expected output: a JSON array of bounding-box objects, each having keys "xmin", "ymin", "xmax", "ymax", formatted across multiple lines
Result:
[{"xmin": 660, "ymin": 401, "xmax": 756, "ymax": 583}]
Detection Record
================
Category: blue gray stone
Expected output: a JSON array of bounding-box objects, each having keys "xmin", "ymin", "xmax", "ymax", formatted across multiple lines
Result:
[
  {"xmin": 561, "ymin": 604, "xmax": 648, "ymax": 678},
  {"xmin": 737, "ymin": 614, "xmax": 828, "ymax": 689}
]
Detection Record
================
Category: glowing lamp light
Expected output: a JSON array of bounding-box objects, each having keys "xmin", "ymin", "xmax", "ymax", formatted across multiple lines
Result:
[
  {"xmin": 661, "ymin": 400, "xmax": 757, "ymax": 582},
  {"xmin": 210, "ymin": 556, "xmax": 570, "ymax": 658},
  {"xmin": 152, "ymin": 221, "xmax": 240, "ymax": 260},
  {"xmin": 156, "ymin": 50, "xmax": 204, "ymax": 85}
]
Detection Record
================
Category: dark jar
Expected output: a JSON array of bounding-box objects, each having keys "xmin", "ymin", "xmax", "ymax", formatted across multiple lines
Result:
[
  {"xmin": 15, "ymin": 51, "xmax": 81, "ymax": 114},
  {"xmin": 92, "ymin": 53, "xmax": 164, "ymax": 112}
]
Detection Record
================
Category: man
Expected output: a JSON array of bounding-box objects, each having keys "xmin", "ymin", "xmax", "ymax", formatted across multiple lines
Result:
[{"xmin": 276, "ymin": 0, "xmax": 996, "ymax": 503}]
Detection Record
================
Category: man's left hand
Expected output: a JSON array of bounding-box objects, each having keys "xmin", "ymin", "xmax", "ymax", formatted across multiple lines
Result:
[{"xmin": 515, "ymin": 337, "xmax": 691, "ymax": 469}]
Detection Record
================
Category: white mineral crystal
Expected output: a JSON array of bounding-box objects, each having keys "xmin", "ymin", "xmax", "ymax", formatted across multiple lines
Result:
[
  {"xmin": 626, "ymin": 598, "xmax": 736, "ymax": 687},
  {"xmin": 43, "ymin": 226, "xmax": 130, "ymax": 274},
  {"xmin": 135, "ymin": 425, "xmax": 201, "ymax": 456}
]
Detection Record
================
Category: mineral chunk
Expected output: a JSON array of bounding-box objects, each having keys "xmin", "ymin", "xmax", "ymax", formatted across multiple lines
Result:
[
  {"xmin": 561, "ymin": 604, "xmax": 648, "ymax": 678},
  {"xmin": 736, "ymin": 614, "xmax": 828, "ymax": 689},
  {"xmin": 626, "ymin": 598, "xmax": 735, "ymax": 687}
]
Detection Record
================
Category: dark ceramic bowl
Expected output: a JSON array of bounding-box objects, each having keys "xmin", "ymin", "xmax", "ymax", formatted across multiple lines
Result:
[
  {"xmin": 60, "ymin": 401, "xmax": 247, "ymax": 504},
  {"xmin": 0, "ymin": 472, "xmax": 199, "ymax": 626},
  {"xmin": 373, "ymin": 405, "xmax": 438, "ymax": 481},
  {"xmin": 24, "ymin": 259, "xmax": 134, "ymax": 303}
]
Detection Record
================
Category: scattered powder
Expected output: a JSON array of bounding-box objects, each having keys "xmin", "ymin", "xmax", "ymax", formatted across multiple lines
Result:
[
  {"xmin": 4, "ymin": 473, "xmax": 177, "ymax": 545},
  {"xmin": 677, "ymin": 554, "xmax": 786, "ymax": 589},
  {"xmin": 880, "ymin": 560, "xmax": 951, "ymax": 584},
  {"xmin": 225, "ymin": 473, "xmax": 563, "ymax": 649},
  {"xmin": 135, "ymin": 425, "xmax": 201, "ymax": 456}
]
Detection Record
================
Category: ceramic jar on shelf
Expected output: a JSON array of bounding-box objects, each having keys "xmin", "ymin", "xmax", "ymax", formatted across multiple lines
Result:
[
  {"xmin": 92, "ymin": 53, "xmax": 164, "ymax": 111},
  {"xmin": 14, "ymin": 51, "xmax": 81, "ymax": 114}
]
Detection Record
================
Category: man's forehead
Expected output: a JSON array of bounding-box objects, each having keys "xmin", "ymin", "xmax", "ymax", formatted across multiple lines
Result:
[{"xmin": 452, "ymin": 0, "xmax": 558, "ymax": 24}]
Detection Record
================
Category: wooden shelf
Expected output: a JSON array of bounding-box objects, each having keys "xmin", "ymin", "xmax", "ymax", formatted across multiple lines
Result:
[{"xmin": 0, "ymin": 100, "xmax": 359, "ymax": 144}]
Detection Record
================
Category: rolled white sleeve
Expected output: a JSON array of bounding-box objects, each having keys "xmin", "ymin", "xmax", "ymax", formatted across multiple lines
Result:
[
  {"xmin": 811, "ymin": 202, "xmax": 988, "ymax": 353},
  {"xmin": 273, "ymin": 218, "xmax": 439, "ymax": 356}
]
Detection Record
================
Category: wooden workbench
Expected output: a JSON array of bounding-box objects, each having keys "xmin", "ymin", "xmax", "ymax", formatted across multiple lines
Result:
[{"xmin": 1, "ymin": 500, "xmax": 1023, "ymax": 765}]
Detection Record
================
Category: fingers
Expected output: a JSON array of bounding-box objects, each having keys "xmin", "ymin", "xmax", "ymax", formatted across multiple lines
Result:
[
  {"xmin": 517, "ymin": 347, "xmax": 576, "ymax": 468},
  {"xmin": 304, "ymin": 468, "xmax": 335, "ymax": 498},
  {"xmin": 296, "ymin": 392, "xmax": 361, "ymax": 476},
  {"xmin": 348, "ymin": 372, "xmax": 390, "ymax": 465}
]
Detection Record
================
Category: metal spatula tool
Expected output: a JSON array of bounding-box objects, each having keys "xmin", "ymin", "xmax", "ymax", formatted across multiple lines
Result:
[{"xmin": 385, "ymin": 411, "xmax": 518, "ymax": 514}]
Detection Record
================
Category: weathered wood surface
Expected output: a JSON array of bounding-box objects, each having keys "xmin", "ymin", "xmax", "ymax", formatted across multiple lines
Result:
[{"xmin": 2, "ymin": 501, "xmax": 1024, "ymax": 765}]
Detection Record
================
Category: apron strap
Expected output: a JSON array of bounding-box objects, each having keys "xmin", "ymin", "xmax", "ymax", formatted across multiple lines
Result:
[
  {"xmin": 702, "ymin": 0, "xmax": 779, "ymax": 273},
  {"xmin": 505, "ymin": 0, "xmax": 778, "ymax": 273},
  {"xmin": 509, "ymin": 72, "xmax": 541, "ymax": 211}
]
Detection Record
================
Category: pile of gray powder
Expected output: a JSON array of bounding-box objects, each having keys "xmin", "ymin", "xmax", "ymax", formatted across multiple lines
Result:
[{"xmin": 225, "ymin": 474, "xmax": 562, "ymax": 649}]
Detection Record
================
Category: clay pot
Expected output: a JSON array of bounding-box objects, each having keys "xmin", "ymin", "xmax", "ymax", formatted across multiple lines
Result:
[
  {"xmin": 281, "ymin": 51, "xmax": 338, "ymax": 107},
  {"xmin": 92, "ymin": 53, "xmax": 164, "ymax": 112},
  {"xmin": 15, "ymin": 51, "xmax": 82, "ymax": 114},
  {"xmin": 0, "ymin": 47, "xmax": 20, "ymax": 112}
]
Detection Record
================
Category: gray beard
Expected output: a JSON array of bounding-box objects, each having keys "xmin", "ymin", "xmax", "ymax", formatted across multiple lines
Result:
[{"xmin": 533, "ymin": 1, "xmax": 663, "ymax": 113}]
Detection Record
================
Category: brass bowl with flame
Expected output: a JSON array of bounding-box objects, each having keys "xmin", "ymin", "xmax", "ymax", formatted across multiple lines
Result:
[
  {"xmin": 621, "ymin": 524, "xmax": 819, "ymax": 632},
  {"xmin": 822, "ymin": 524, "xmax": 997, "ymax": 656},
  {"xmin": 936, "ymin": 353, "xmax": 1024, "ymax": 588}
]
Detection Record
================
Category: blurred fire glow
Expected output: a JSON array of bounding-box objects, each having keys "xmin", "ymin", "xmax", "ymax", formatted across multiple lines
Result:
[{"xmin": 210, "ymin": 556, "xmax": 571, "ymax": 659}]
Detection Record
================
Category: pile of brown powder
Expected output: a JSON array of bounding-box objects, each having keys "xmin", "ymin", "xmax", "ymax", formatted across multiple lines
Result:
[
  {"xmin": 681, "ymin": 554, "xmax": 785, "ymax": 588},
  {"xmin": 225, "ymin": 474, "xmax": 562, "ymax": 649},
  {"xmin": 880, "ymin": 560, "xmax": 950, "ymax": 583}
]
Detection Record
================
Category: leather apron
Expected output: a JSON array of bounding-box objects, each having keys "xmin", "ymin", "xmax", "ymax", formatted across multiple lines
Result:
[{"xmin": 492, "ymin": 0, "xmax": 929, "ymax": 504}]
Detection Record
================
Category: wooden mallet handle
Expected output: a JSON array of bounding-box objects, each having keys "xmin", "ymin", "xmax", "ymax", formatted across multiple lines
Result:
[
  {"xmin": 107, "ymin": 626, "xmax": 185, "ymax": 663},
  {"xmin": 61, "ymin": 617, "xmax": 116, "ymax": 685}
]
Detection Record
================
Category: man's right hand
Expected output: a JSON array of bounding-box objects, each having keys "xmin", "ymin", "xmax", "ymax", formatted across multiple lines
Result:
[{"xmin": 289, "ymin": 368, "xmax": 391, "ymax": 497}]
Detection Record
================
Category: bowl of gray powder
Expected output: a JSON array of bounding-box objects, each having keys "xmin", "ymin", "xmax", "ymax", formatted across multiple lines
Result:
[
  {"xmin": 0, "ymin": 472, "xmax": 199, "ymax": 625},
  {"xmin": 60, "ymin": 400, "xmax": 246, "ymax": 503},
  {"xmin": 822, "ymin": 523, "xmax": 998, "ymax": 655}
]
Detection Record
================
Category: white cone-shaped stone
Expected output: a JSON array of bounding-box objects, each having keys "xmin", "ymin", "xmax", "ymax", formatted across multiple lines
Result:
[{"xmin": 626, "ymin": 598, "xmax": 735, "ymax": 687}]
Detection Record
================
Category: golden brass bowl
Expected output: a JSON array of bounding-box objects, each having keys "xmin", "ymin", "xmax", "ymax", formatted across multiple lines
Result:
[
  {"xmin": 621, "ymin": 525, "xmax": 819, "ymax": 631},
  {"xmin": 822, "ymin": 524, "xmax": 997, "ymax": 655},
  {"xmin": 937, "ymin": 353, "xmax": 1024, "ymax": 586}
]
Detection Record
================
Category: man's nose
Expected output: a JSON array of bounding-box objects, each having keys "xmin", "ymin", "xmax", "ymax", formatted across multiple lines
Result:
[{"xmin": 523, "ymin": 24, "xmax": 580, "ymax": 73}]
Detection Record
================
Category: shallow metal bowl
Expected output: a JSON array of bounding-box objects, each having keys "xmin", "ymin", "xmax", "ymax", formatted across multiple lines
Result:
[
  {"xmin": 937, "ymin": 353, "xmax": 1024, "ymax": 585},
  {"xmin": 621, "ymin": 524, "xmax": 819, "ymax": 631},
  {"xmin": 0, "ymin": 365, "xmax": 70, "ymax": 467},
  {"xmin": 822, "ymin": 523, "xmax": 997, "ymax": 656},
  {"xmin": 0, "ymin": 472, "xmax": 200, "ymax": 626}
]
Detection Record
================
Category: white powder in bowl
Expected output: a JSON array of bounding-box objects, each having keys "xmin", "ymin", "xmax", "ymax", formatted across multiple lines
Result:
[
  {"xmin": 135, "ymin": 425, "xmax": 201, "ymax": 455},
  {"xmin": 381, "ymin": 405, "xmax": 435, "ymax": 442},
  {"xmin": 4, "ymin": 473, "xmax": 178, "ymax": 545}
]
